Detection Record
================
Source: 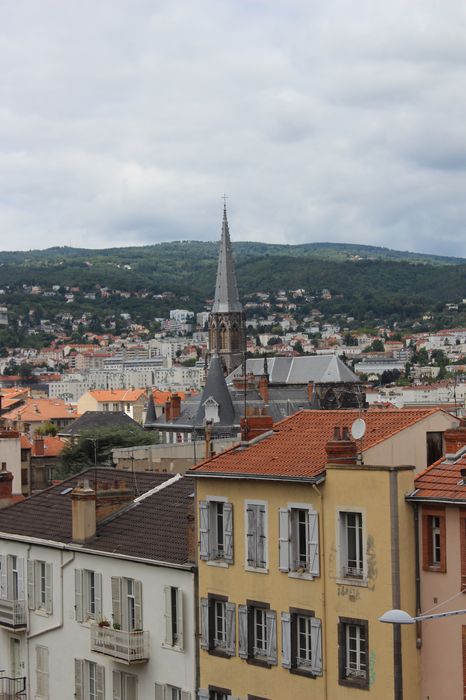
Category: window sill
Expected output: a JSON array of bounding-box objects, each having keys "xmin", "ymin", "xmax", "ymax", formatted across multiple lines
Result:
[
  {"xmin": 246, "ymin": 657, "xmax": 271, "ymax": 669},
  {"xmin": 207, "ymin": 560, "xmax": 229, "ymax": 568},
  {"xmin": 245, "ymin": 565, "xmax": 269, "ymax": 574},
  {"xmin": 161, "ymin": 642, "xmax": 184, "ymax": 653},
  {"xmin": 336, "ymin": 576, "xmax": 368, "ymax": 588},
  {"xmin": 339, "ymin": 676, "xmax": 369, "ymax": 690},
  {"xmin": 288, "ymin": 570, "xmax": 314, "ymax": 581},
  {"xmin": 208, "ymin": 647, "xmax": 231, "ymax": 659},
  {"xmin": 290, "ymin": 667, "xmax": 317, "ymax": 679},
  {"xmin": 34, "ymin": 608, "xmax": 51, "ymax": 617},
  {"xmin": 423, "ymin": 564, "xmax": 446, "ymax": 574}
]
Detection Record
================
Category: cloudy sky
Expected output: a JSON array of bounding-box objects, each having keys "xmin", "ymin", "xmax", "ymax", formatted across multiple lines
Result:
[{"xmin": 1, "ymin": 0, "xmax": 466, "ymax": 255}]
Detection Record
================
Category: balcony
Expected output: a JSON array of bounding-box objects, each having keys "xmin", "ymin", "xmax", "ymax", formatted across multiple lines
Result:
[
  {"xmin": 0, "ymin": 674, "xmax": 26, "ymax": 699},
  {"xmin": 90, "ymin": 624, "xmax": 149, "ymax": 664},
  {"xmin": 0, "ymin": 599, "xmax": 27, "ymax": 630}
]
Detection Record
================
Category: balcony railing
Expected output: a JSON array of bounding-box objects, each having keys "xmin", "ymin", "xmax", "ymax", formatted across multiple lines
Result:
[
  {"xmin": 90, "ymin": 625, "xmax": 149, "ymax": 664},
  {"xmin": 0, "ymin": 599, "xmax": 27, "ymax": 630},
  {"xmin": 0, "ymin": 674, "xmax": 26, "ymax": 698}
]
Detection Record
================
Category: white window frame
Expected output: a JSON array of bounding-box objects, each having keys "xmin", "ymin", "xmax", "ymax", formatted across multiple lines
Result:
[
  {"xmin": 431, "ymin": 516, "xmax": 441, "ymax": 565},
  {"xmin": 202, "ymin": 496, "xmax": 232, "ymax": 568},
  {"xmin": 27, "ymin": 560, "xmax": 53, "ymax": 614},
  {"xmin": 253, "ymin": 607, "xmax": 267, "ymax": 658},
  {"xmin": 336, "ymin": 507, "xmax": 367, "ymax": 586},
  {"xmin": 35, "ymin": 644, "xmax": 49, "ymax": 699},
  {"xmin": 113, "ymin": 669, "xmax": 138, "ymax": 700},
  {"xmin": 244, "ymin": 499, "xmax": 268, "ymax": 573},
  {"xmin": 75, "ymin": 569, "xmax": 102, "ymax": 623},
  {"xmin": 281, "ymin": 502, "xmax": 319, "ymax": 580},
  {"xmin": 345, "ymin": 623, "xmax": 368, "ymax": 681},
  {"xmin": 162, "ymin": 585, "xmax": 184, "ymax": 651}
]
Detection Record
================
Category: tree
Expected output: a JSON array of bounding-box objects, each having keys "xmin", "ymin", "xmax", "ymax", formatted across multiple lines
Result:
[
  {"xmin": 35, "ymin": 421, "xmax": 57, "ymax": 437},
  {"xmin": 369, "ymin": 339, "xmax": 385, "ymax": 352},
  {"xmin": 293, "ymin": 341, "xmax": 304, "ymax": 354},
  {"xmin": 18, "ymin": 362, "xmax": 34, "ymax": 383}
]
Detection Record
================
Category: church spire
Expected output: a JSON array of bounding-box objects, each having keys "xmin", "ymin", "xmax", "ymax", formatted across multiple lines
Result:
[{"xmin": 211, "ymin": 204, "xmax": 242, "ymax": 313}]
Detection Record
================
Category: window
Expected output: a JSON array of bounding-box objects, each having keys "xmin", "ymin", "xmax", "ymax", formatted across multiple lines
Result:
[
  {"xmin": 75, "ymin": 569, "xmax": 102, "ymax": 623},
  {"xmin": 426, "ymin": 431, "xmax": 444, "ymax": 466},
  {"xmin": 238, "ymin": 602, "xmax": 277, "ymax": 666},
  {"xmin": 0, "ymin": 554, "xmax": 25, "ymax": 601},
  {"xmin": 197, "ymin": 688, "xmax": 230, "ymax": 700},
  {"xmin": 245, "ymin": 502, "xmax": 267, "ymax": 570},
  {"xmin": 281, "ymin": 609, "xmax": 322, "ymax": 676},
  {"xmin": 338, "ymin": 511, "xmax": 365, "ymax": 580},
  {"xmin": 111, "ymin": 577, "xmax": 142, "ymax": 631},
  {"xmin": 155, "ymin": 685, "xmax": 191, "ymax": 700},
  {"xmin": 338, "ymin": 618, "xmax": 369, "ymax": 689},
  {"xmin": 113, "ymin": 670, "xmax": 137, "ymax": 700},
  {"xmin": 199, "ymin": 500, "xmax": 233, "ymax": 563},
  {"xmin": 35, "ymin": 645, "xmax": 49, "ymax": 699},
  {"xmin": 27, "ymin": 560, "xmax": 52, "ymax": 614},
  {"xmin": 279, "ymin": 506, "xmax": 319, "ymax": 577},
  {"xmin": 422, "ymin": 506, "xmax": 446, "ymax": 572},
  {"xmin": 200, "ymin": 596, "xmax": 236, "ymax": 656},
  {"xmin": 164, "ymin": 586, "xmax": 184, "ymax": 649},
  {"xmin": 75, "ymin": 659, "xmax": 105, "ymax": 700}
]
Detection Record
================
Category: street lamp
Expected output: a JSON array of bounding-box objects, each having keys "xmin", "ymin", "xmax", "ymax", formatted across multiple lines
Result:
[{"xmin": 379, "ymin": 608, "xmax": 466, "ymax": 624}]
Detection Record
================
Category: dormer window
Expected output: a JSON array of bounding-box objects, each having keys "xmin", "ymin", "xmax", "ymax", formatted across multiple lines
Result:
[{"xmin": 204, "ymin": 397, "xmax": 219, "ymax": 424}]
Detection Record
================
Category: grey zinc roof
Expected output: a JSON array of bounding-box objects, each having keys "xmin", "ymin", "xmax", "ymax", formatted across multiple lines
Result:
[
  {"xmin": 211, "ymin": 206, "xmax": 242, "ymax": 313},
  {"xmin": 226, "ymin": 355, "xmax": 359, "ymax": 385},
  {"xmin": 194, "ymin": 355, "xmax": 236, "ymax": 426},
  {"xmin": 59, "ymin": 411, "xmax": 141, "ymax": 436}
]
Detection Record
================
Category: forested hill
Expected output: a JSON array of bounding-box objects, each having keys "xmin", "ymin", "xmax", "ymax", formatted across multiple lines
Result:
[{"xmin": 0, "ymin": 240, "xmax": 466, "ymax": 328}]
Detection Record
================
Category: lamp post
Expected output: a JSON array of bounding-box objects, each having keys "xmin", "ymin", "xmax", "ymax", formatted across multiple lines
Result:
[{"xmin": 379, "ymin": 608, "xmax": 466, "ymax": 624}]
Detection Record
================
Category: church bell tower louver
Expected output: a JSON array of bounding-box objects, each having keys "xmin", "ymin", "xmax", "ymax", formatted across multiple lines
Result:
[{"xmin": 208, "ymin": 204, "xmax": 246, "ymax": 375}]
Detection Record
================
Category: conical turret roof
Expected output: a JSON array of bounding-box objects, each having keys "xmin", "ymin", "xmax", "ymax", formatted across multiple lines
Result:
[
  {"xmin": 211, "ymin": 205, "xmax": 242, "ymax": 313},
  {"xmin": 194, "ymin": 355, "xmax": 235, "ymax": 426}
]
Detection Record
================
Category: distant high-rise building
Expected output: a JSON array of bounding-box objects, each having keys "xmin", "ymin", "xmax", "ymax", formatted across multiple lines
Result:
[{"xmin": 208, "ymin": 205, "xmax": 245, "ymax": 374}]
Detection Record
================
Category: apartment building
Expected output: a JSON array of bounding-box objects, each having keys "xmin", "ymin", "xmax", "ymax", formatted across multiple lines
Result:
[
  {"xmin": 0, "ymin": 468, "xmax": 196, "ymax": 699},
  {"xmin": 189, "ymin": 408, "xmax": 459, "ymax": 700},
  {"xmin": 77, "ymin": 390, "xmax": 147, "ymax": 423}
]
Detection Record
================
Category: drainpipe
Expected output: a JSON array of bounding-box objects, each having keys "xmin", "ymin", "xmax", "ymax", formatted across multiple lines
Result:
[
  {"xmin": 312, "ymin": 483, "xmax": 328, "ymax": 700},
  {"xmin": 389, "ymin": 469, "xmax": 403, "ymax": 700},
  {"xmin": 413, "ymin": 503, "xmax": 422, "ymax": 649}
]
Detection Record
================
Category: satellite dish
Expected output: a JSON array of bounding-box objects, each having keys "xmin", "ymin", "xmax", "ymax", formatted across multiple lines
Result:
[{"xmin": 351, "ymin": 418, "xmax": 366, "ymax": 440}]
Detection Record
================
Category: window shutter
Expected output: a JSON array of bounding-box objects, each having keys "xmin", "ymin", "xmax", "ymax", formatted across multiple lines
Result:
[
  {"xmin": 199, "ymin": 501, "xmax": 210, "ymax": 560},
  {"xmin": 126, "ymin": 674, "xmax": 137, "ymax": 700},
  {"xmin": 0, "ymin": 554, "xmax": 7, "ymax": 599},
  {"xmin": 225, "ymin": 602, "xmax": 236, "ymax": 656},
  {"xmin": 27, "ymin": 559, "xmax": 35, "ymax": 610},
  {"xmin": 6, "ymin": 555, "xmax": 13, "ymax": 599},
  {"xmin": 311, "ymin": 617, "xmax": 323, "ymax": 675},
  {"xmin": 246, "ymin": 506, "xmax": 256, "ymax": 566},
  {"xmin": 34, "ymin": 561, "xmax": 41, "ymax": 608},
  {"xmin": 96, "ymin": 664, "xmax": 105, "ymax": 700},
  {"xmin": 45, "ymin": 563, "xmax": 53, "ymax": 614},
  {"xmin": 111, "ymin": 576, "xmax": 122, "ymax": 627},
  {"xmin": 113, "ymin": 670, "xmax": 122, "ymax": 700},
  {"xmin": 200, "ymin": 597, "xmax": 209, "ymax": 650},
  {"xmin": 309, "ymin": 511, "xmax": 320, "ymax": 576},
  {"xmin": 75, "ymin": 569, "xmax": 84, "ymax": 623},
  {"xmin": 279, "ymin": 508, "xmax": 290, "ymax": 572},
  {"xmin": 17, "ymin": 557, "xmax": 25, "ymax": 599},
  {"xmin": 154, "ymin": 683, "xmax": 165, "ymax": 700},
  {"xmin": 74, "ymin": 659, "xmax": 84, "ymax": 700},
  {"xmin": 258, "ymin": 506, "xmax": 266, "ymax": 567},
  {"xmin": 238, "ymin": 604, "xmax": 249, "ymax": 659},
  {"xmin": 181, "ymin": 692, "xmax": 191, "ymax": 700},
  {"xmin": 223, "ymin": 502, "xmax": 234, "ymax": 563},
  {"xmin": 266, "ymin": 610, "xmax": 277, "ymax": 665},
  {"xmin": 95, "ymin": 573, "xmax": 102, "ymax": 620},
  {"xmin": 36, "ymin": 644, "xmax": 49, "ymax": 698},
  {"xmin": 198, "ymin": 690, "xmax": 209, "ymax": 700},
  {"xmin": 176, "ymin": 587, "xmax": 184, "ymax": 649},
  {"xmin": 281, "ymin": 612, "xmax": 291, "ymax": 669},
  {"xmin": 134, "ymin": 580, "xmax": 143, "ymax": 629},
  {"xmin": 164, "ymin": 585, "xmax": 173, "ymax": 645}
]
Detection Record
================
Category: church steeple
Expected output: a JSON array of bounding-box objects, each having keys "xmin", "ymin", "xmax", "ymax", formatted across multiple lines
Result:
[
  {"xmin": 208, "ymin": 203, "xmax": 246, "ymax": 375},
  {"xmin": 212, "ymin": 205, "xmax": 242, "ymax": 313}
]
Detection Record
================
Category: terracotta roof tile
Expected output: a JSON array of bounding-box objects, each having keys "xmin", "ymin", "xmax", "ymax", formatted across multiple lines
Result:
[
  {"xmin": 411, "ymin": 453, "xmax": 466, "ymax": 502},
  {"xmin": 87, "ymin": 389, "xmax": 146, "ymax": 402},
  {"xmin": 190, "ymin": 408, "xmax": 441, "ymax": 480},
  {"xmin": 31, "ymin": 436, "xmax": 66, "ymax": 457},
  {"xmin": 2, "ymin": 398, "xmax": 77, "ymax": 422}
]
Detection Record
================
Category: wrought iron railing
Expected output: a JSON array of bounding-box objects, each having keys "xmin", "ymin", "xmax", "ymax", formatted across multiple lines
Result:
[
  {"xmin": 90, "ymin": 624, "xmax": 149, "ymax": 663},
  {"xmin": 0, "ymin": 674, "xmax": 26, "ymax": 698}
]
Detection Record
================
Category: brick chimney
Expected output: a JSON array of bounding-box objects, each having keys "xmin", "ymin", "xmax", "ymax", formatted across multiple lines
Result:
[
  {"xmin": 95, "ymin": 480, "xmax": 134, "ymax": 522},
  {"xmin": 307, "ymin": 382, "xmax": 314, "ymax": 402},
  {"xmin": 240, "ymin": 414, "xmax": 274, "ymax": 441},
  {"xmin": 258, "ymin": 375, "xmax": 269, "ymax": 404},
  {"xmin": 165, "ymin": 400, "xmax": 172, "ymax": 423},
  {"xmin": 444, "ymin": 420, "xmax": 466, "ymax": 454},
  {"xmin": 71, "ymin": 480, "xmax": 96, "ymax": 544},
  {"xmin": 171, "ymin": 393, "xmax": 181, "ymax": 420},
  {"xmin": 326, "ymin": 426, "xmax": 358, "ymax": 465},
  {"xmin": 34, "ymin": 437, "xmax": 45, "ymax": 456}
]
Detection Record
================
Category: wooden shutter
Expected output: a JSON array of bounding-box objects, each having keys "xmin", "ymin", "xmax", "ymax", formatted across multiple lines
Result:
[
  {"xmin": 238, "ymin": 604, "xmax": 249, "ymax": 659},
  {"xmin": 266, "ymin": 610, "xmax": 277, "ymax": 665},
  {"xmin": 164, "ymin": 585, "xmax": 173, "ymax": 645},
  {"xmin": 199, "ymin": 501, "xmax": 210, "ymax": 560},
  {"xmin": 6, "ymin": 555, "xmax": 13, "ymax": 600},
  {"xmin": 111, "ymin": 576, "xmax": 122, "ymax": 628},
  {"xmin": 154, "ymin": 682, "xmax": 165, "ymax": 700},
  {"xmin": 309, "ymin": 511, "xmax": 320, "ymax": 576},
  {"xmin": 113, "ymin": 670, "xmax": 122, "ymax": 700},
  {"xmin": 0, "ymin": 554, "xmax": 7, "ymax": 599},
  {"xmin": 279, "ymin": 508, "xmax": 290, "ymax": 572},
  {"xmin": 36, "ymin": 644, "xmax": 49, "ymax": 698},
  {"xmin": 27, "ymin": 559, "xmax": 35, "ymax": 610},
  {"xmin": 126, "ymin": 674, "xmax": 137, "ymax": 700},
  {"xmin": 281, "ymin": 612, "xmax": 291, "ymax": 669},
  {"xmin": 176, "ymin": 587, "xmax": 184, "ymax": 649},
  {"xmin": 198, "ymin": 690, "xmax": 209, "ymax": 700},
  {"xmin": 200, "ymin": 597, "xmax": 209, "ymax": 650},
  {"xmin": 224, "ymin": 502, "xmax": 234, "ymax": 563},
  {"xmin": 134, "ymin": 580, "xmax": 143, "ymax": 629},
  {"xmin": 17, "ymin": 557, "xmax": 25, "ymax": 599},
  {"xmin": 311, "ymin": 617, "xmax": 323, "ymax": 674},
  {"xmin": 181, "ymin": 691, "xmax": 191, "ymax": 700},
  {"xmin": 225, "ymin": 602, "xmax": 236, "ymax": 656},
  {"xmin": 95, "ymin": 573, "xmax": 102, "ymax": 620},
  {"xmin": 75, "ymin": 569, "xmax": 84, "ymax": 622},
  {"xmin": 74, "ymin": 659, "xmax": 84, "ymax": 700},
  {"xmin": 246, "ymin": 505, "xmax": 256, "ymax": 566},
  {"xmin": 258, "ymin": 506, "xmax": 266, "ymax": 567},
  {"xmin": 45, "ymin": 563, "xmax": 53, "ymax": 614},
  {"xmin": 96, "ymin": 664, "xmax": 105, "ymax": 700}
]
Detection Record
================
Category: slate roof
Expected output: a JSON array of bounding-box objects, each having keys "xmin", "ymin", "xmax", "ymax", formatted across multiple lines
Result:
[
  {"xmin": 226, "ymin": 355, "xmax": 359, "ymax": 385},
  {"xmin": 0, "ymin": 467, "xmax": 194, "ymax": 567},
  {"xmin": 211, "ymin": 205, "xmax": 242, "ymax": 313},
  {"xmin": 408, "ymin": 451, "xmax": 466, "ymax": 502},
  {"xmin": 59, "ymin": 411, "xmax": 141, "ymax": 436},
  {"xmin": 194, "ymin": 355, "xmax": 235, "ymax": 427},
  {"xmin": 190, "ymin": 408, "xmax": 443, "ymax": 480}
]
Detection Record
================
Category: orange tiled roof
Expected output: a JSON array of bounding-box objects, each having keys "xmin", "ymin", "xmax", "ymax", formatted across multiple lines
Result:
[
  {"xmin": 31, "ymin": 436, "xmax": 66, "ymax": 457},
  {"xmin": 190, "ymin": 408, "xmax": 443, "ymax": 480},
  {"xmin": 2, "ymin": 398, "xmax": 77, "ymax": 422},
  {"xmin": 411, "ymin": 453, "xmax": 466, "ymax": 502},
  {"xmin": 87, "ymin": 389, "xmax": 146, "ymax": 402},
  {"xmin": 152, "ymin": 389, "xmax": 188, "ymax": 405},
  {"xmin": 20, "ymin": 435, "xmax": 32, "ymax": 449}
]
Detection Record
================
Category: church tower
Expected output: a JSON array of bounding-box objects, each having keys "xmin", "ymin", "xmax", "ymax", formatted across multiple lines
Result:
[{"xmin": 208, "ymin": 205, "xmax": 246, "ymax": 375}]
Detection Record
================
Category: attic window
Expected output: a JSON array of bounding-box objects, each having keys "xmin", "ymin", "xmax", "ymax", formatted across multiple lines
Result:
[{"xmin": 60, "ymin": 487, "xmax": 73, "ymax": 495}]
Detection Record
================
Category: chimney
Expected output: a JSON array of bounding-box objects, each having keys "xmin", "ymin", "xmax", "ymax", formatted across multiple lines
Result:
[
  {"xmin": 444, "ymin": 421, "xmax": 466, "ymax": 454},
  {"xmin": 326, "ymin": 426, "xmax": 358, "ymax": 465},
  {"xmin": 34, "ymin": 437, "xmax": 45, "ymax": 456},
  {"xmin": 258, "ymin": 375, "xmax": 269, "ymax": 404},
  {"xmin": 165, "ymin": 400, "xmax": 172, "ymax": 423},
  {"xmin": 71, "ymin": 479, "xmax": 96, "ymax": 544},
  {"xmin": 171, "ymin": 393, "xmax": 181, "ymax": 420},
  {"xmin": 240, "ymin": 414, "xmax": 274, "ymax": 441},
  {"xmin": 0, "ymin": 464, "xmax": 14, "ymax": 509},
  {"xmin": 95, "ymin": 479, "xmax": 134, "ymax": 521},
  {"xmin": 307, "ymin": 382, "xmax": 314, "ymax": 402}
]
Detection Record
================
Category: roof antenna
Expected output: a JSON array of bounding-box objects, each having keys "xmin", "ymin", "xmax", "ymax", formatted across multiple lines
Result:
[{"xmin": 242, "ymin": 351, "xmax": 248, "ymax": 441}]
